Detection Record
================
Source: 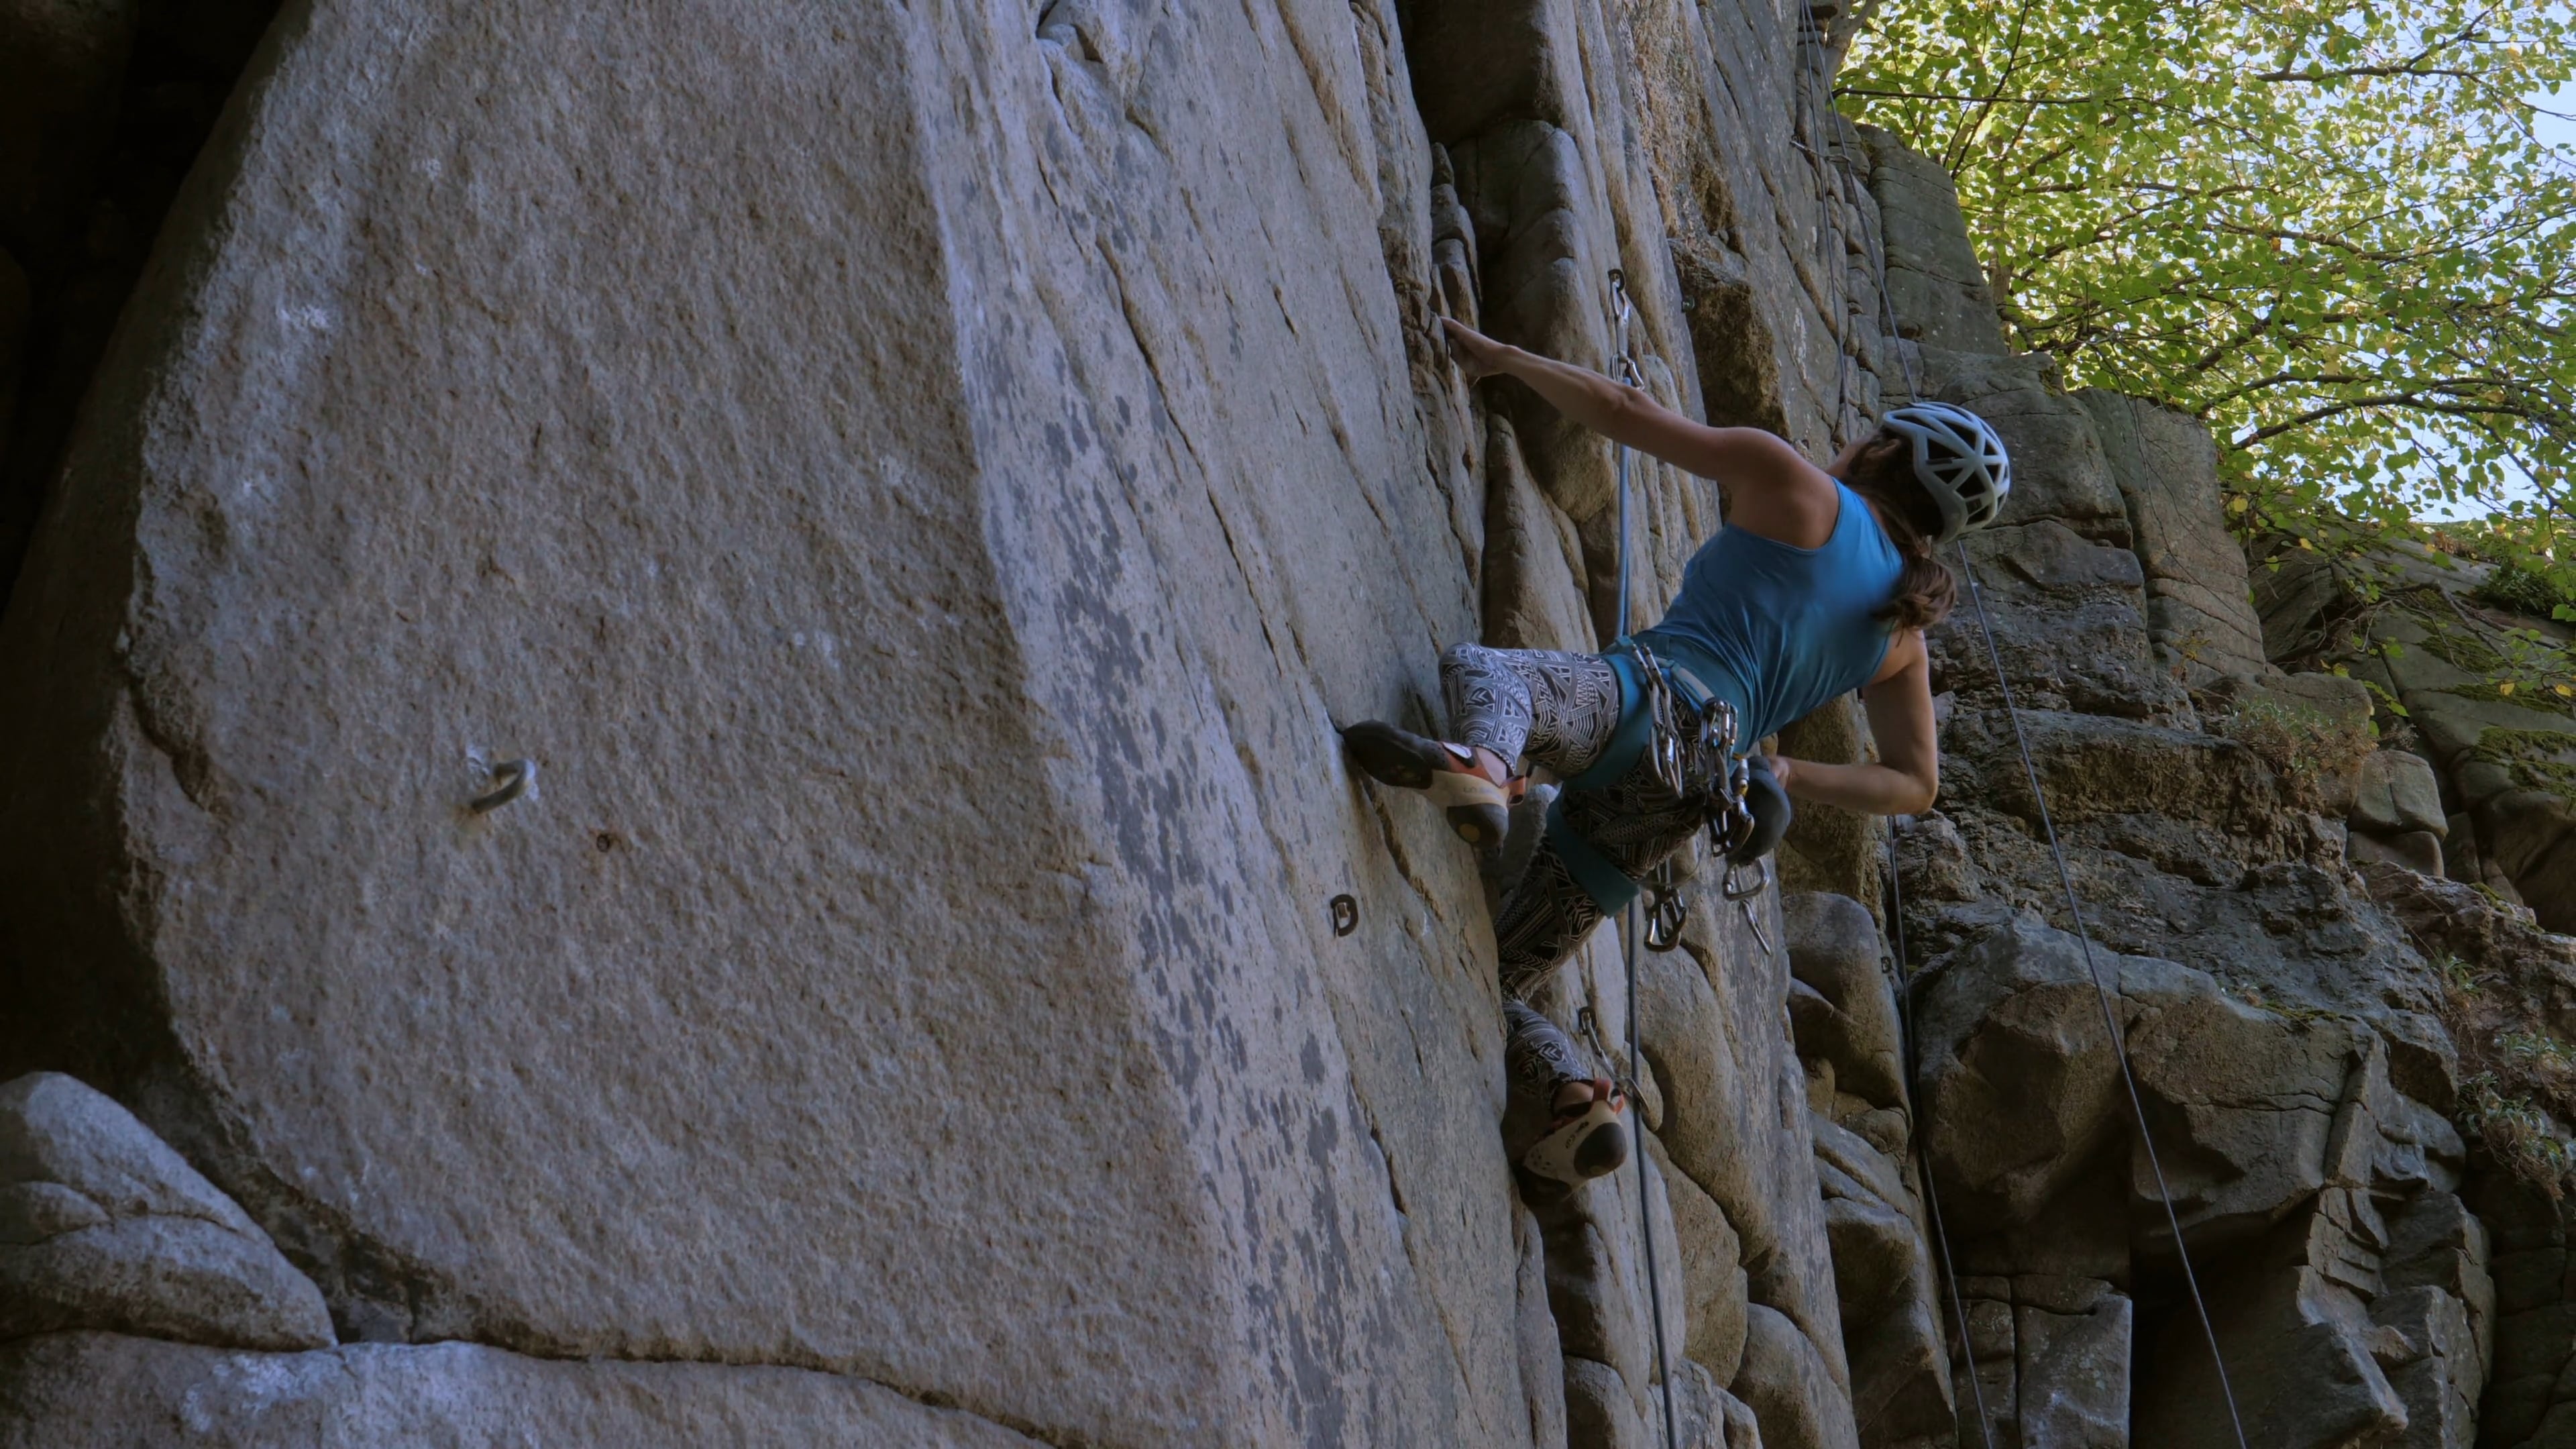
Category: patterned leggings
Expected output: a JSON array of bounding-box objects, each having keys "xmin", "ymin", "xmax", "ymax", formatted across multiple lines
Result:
[{"xmin": 1440, "ymin": 645, "xmax": 1709, "ymax": 1001}]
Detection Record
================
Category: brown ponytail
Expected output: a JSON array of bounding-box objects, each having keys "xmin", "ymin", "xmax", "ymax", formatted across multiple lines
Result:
[{"xmin": 1841, "ymin": 430, "xmax": 1957, "ymax": 632}]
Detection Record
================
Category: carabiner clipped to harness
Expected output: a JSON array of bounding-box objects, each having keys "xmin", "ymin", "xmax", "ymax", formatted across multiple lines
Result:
[
  {"xmin": 1724, "ymin": 857, "xmax": 1774, "ymax": 957},
  {"xmin": 1642, "ymin": 857, "xmax": 1688, "ymax": 952}
]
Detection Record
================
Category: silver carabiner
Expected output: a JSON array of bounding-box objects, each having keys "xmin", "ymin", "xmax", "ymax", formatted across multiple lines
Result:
[
  {"xmin": 1646, "ymin": 888, "xmax": 1688, "ymax": 952},
  {"xmin": 1739, "ymin": 896, "xmax": 1776, "ymax": 957},
  {"xmin": 1725, "ymin": 857, "xmax": 1774, "ymax": 954},
  {"xmin": 1722, "ymin": 857, "xmax": 1769, "ymax": 902}
]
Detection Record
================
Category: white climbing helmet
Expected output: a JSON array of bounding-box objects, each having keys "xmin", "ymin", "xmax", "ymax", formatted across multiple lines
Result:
[{"xmin": 1880, "ymin": 401, "xmax": 2012, "ymax": 545}]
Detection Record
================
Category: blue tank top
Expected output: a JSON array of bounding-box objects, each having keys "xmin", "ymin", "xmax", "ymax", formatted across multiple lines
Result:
[{"xmin": 1635, "ymin": 482, "xmax": 1904, "ymax": 745}]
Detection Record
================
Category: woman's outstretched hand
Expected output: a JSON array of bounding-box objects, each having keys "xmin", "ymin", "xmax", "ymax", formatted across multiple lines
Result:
[{"xmin": 1440, "ymin": 317, "xmax": 1518, "ymax": 382}]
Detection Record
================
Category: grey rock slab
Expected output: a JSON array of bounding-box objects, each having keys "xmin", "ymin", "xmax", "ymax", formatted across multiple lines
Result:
[
  {"xmin": 2213, "ymin": 668, "xmax": 2377, "ymax": 730},
  {"xmin": 1447, "ymin": 118, "xmax": 1621, "ymax": 525},
  {"xmin": 1733, "ymin": 1304, "xmax": 1862, "ymax": 1449},
  {"xmin": 1976, "ymin": 519, "xmax": 2147, "ymax": 592},
  {"xmin": 0, "ymin": 1073, "xmax": 330, "ymax": 1350},
  {"xmin": 1637, "ymin": 914, "xmax": 1850, "ymax": 1395},
  {"xmin": 1911, "ymin": 919, "xmax": 2139, "ymax": 1235},
  {"xmin": 1485, "ymin": 411, "xmax": 1601, "ymax": 654},
  {"xmin": 2353, "ymin": 751, "xmax": 2449, "ymax": 839},
  {"xmin": 1933, "ymin": 521, "xmax": 2188, "ymax": 722},
  {"xmin": 1658, "ymin": 1359, "xmax": 1761, "ymax": 1449},
  {"xmin": 2373, "ymin": 1284, "xmax": 2481, "ymax": 1448},
  {"xmin": 2136, "ymin": 1201, "xmax": 2411, "ymax": 1449},
  {"xmin": 2408, "ymin": 693, "xmax": 2576, "ymax": 770},
  {"xmin": 0, "ymin": 1, "xmax": 1534, "ymax": 1442},
  {"xmin": 0, "ymin": 1330, "xmax": 1041, "ymax": 1448},
  {"xmin": 2012, "ymin": 1283, "xmax": 2130, "ymax": 1449},
  {"xmin": 1783, "ymin": 892, "xmax": 1904, "ymax": 1112},
  {"xmin": 2081, "ymin": 388, "xmax": 2271, "ymax": 680},
  {"xmin": 1937, "ymin": 708, "xmax": 2279, "ymax": 830},
  {"xmin": 1652, "ymin": 1133, "xmax": 1750, "ymax": 1387},
  {"xmin": 2351, "ymin": 828, "xmax": 2447, "ymax": 879},
  {"xmin": 1854, "ymin": 126, "xmax": 2008, "ymax": 355},
  {"xmin": 1566, "ymin": 1353, "xmax": 1651, "ymax": 1449},
  {"xmin": 1515, "ymin": 1205, "xmax": 1571, "ymax": 1449},
  {"xmin": 1813, "ymin": 1112, "xmax": 1952, "ymax": 1443},
  {"xmin": 2120, "ymin": 986, "xmax": 2357, "ymax": 1243},
  {"xmin": 1913, "ymin": 911, "xmax": 2376, "ymax": 1244}
]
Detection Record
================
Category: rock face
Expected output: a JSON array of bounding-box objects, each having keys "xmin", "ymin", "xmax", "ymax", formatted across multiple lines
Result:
[
  {"xmin": 2257, "ymin": 539, "xmax": 2576, "ymax": 924},
  {"xmin": 1, "ymin": 0, "xmax": 2568, "ymax": 1445},
  {"xmin": 0, "ymin": 1331, "xmax": 1042, "ymax": 1448},
  {"xmin": 0, "ymin": 1072, "xmax": 332, "ymax": 1350}
]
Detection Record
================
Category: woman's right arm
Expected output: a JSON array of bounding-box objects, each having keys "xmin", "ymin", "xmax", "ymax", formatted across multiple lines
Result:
[{"xmin": 1772, "ymin": 633, "xmax": 1940, "ymax": 816}]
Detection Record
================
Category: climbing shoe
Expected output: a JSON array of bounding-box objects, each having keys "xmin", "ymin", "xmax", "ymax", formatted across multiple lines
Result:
[
  {"xmin": 1523, "ymin": 1078, "xmax": 1629, "ymax": 1185},
  {"xmin": 1503, "ymin": 1000, "xmax": 1629, "ymax": 1185},
  {"xmin": 1341, "ymin": 720, "xmax": 1511, "ymax": 861}
]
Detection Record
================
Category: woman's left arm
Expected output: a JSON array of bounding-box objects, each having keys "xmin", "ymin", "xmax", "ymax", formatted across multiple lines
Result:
[
  {"xmin": 1441, "ymin": 319, "xmax": 1815, "ymax": 492},
  {"xmin": 1771, "ymin": 632, "xmax": 1939, "ymax": 816}
]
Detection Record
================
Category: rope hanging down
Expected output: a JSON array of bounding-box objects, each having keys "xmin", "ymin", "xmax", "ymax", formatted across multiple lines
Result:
[
  {"xmin": 1787, "ymin": 21, "xmax": 2006, "ymax": 1444},
  {"xmin": 1952, "ymin": 558, "xmax": 2253, "ymax": 1448},
  {"xmin": 1609, "ymin": 268, "xmax": 1686, "ymax": 1449},
  {"xmin": 1788, "ymin": 13, "xmax": 2252, "ymax": 1445},
  {"xmin": 1884, "ymin": 818, "xmax": 1998, "ymax": 1449}
]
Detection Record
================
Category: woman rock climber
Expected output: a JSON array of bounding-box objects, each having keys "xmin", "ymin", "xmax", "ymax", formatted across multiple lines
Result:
[{"xmin": 1346, "ymin": 317, "xmax": 2012, "ymax": 1187}]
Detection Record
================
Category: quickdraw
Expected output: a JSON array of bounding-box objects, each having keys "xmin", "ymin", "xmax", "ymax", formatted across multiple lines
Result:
[{"xmin": 1619, "ymin": 639, "xmax": 1764, "ymax": 953}]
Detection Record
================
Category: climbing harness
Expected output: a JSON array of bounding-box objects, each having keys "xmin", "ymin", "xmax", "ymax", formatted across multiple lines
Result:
[{"xmin": 1537, "ymin": 637, "xmax": 1751, "ymax": 920}]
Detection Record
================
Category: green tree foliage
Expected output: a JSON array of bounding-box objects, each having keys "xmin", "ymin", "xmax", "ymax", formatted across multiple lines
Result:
[{"xmin": 1840, "ymin": 0, "xmax": 2576, "ymax": 570}]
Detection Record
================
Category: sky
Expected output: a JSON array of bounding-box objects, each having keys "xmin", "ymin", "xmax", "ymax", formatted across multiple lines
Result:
[{"xmin": 2542, "ymin": 83, "xmax": 2576, "ymax": 152}]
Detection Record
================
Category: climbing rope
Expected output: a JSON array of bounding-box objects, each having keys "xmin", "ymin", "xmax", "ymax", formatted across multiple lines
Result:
[
  {"xmin": 1953, "ymin": 559, "xmax": 2253, "ymax": 1448},
  {"xmin": 1786, "ymin": 26, "xmax": 2006, "ymax": 1442},
  {"xmin": 1884, "ymin": 819, "xmax": 1998, "ymax": 1449},
  {"xmin": 1790, "ymin": 17, "xmax": 2253, "ymax": 1445},
  {"xmin": 1609, "ymin": 267, "xmax": 1686, "ymax": 1449}
]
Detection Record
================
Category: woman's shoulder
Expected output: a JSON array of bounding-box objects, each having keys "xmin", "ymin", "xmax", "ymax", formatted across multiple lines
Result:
[{"xmin": 1725, "ymin": 458, "xmax": 1843, "ymax": 549}]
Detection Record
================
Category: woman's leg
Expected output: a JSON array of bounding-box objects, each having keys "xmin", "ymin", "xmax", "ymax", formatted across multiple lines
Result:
[
  {"xmin": 1492, "ymin": 840, "xmax": 1605, "ymax": 1001},
  {"xmin": 1438, "ymin": 645, "xmax": 1623, "ymax": 780},
  {"xmin": 1491, "ymin": 748, "xmax": 1707, "ymax": 1002},
  {"xmin": 1503, "ymin": 996, "xmax": 1629, "ymax": 1183}
]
